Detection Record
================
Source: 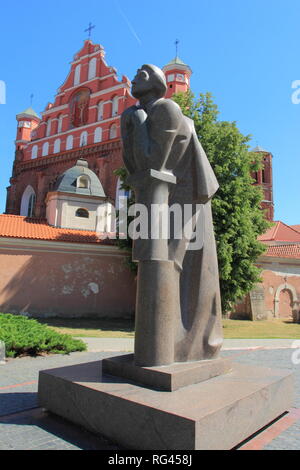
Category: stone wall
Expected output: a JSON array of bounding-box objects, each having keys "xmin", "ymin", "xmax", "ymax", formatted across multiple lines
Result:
[
  {"xmin": 0, "ymin": 237, "xmax": 136, "ymax": 318},
  {"xmin": 231, "ymin": 256, "xmax": 300, "ymax": 322}
]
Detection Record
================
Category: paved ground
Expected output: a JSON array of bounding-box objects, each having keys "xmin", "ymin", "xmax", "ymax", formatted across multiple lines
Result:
[
  {"xmin": 0, "ymin": 343, "xmax": 299, "ymax": 450},
  {"xmin": 81, "ymin": 337, "xmax": 300, "ymax": 352}
]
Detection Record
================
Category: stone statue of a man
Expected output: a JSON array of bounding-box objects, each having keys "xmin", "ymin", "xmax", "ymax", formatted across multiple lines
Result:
[{"xmin": 121, "ymin": 64, "xmax": 223, "ymax": 367}]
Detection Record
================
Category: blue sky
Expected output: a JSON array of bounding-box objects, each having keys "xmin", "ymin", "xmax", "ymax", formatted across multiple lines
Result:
[{"xmin": 0, "ymin": 0, "xmax": 298, "ymax": 224}]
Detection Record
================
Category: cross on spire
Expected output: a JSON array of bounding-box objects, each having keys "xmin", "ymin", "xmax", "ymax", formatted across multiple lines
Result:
[
  {"xmin": 175, "ymin": 39, "xmax": 179, "ymax": 58},
  {"xmin": 85, "ymin": 22, "xmax": 96, "ymax": 39}
]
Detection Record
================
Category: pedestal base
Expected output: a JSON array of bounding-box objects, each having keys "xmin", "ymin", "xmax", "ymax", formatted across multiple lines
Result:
[
  {"xmin": 38, "ymin": 359, "xmax": 294, "ymax": 450},
  {"xmin": 103, "ymin": 354, "xmax": 232, "ymax": 391}
]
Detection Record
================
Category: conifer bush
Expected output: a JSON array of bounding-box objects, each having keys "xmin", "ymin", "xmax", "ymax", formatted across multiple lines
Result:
[{"xmin": 0, "ymin": 313, "xmax": 87, "ymax": 357}]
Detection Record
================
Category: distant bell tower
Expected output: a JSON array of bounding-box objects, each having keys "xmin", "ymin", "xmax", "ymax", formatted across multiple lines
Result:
[
  {"xmin": 15, "ymin": 107, "xmax": 40, "ymax": 152},
  {"xmin": 251, "ymin": 146, "xmax": 274, "ymax": 221},
  {"xmin": 162, "ymin": 56, "xmax": 192, "ymax": 99}
]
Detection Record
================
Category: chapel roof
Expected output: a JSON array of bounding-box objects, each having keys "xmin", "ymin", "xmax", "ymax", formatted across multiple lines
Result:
[
  {"xmin": 17, "ymin": 107, "xmax": 40, "ymax": 119},
  {"xmin": 0, "ymin": 214, "xmax": 114, "ymax": 245},
  {"xmin": 264, "ymin": 244, "xmax": 300, "ymax": 259},
  {"xmin": 258, "ymin": 221, "xmax": 300, "ymax": 243},
  {"xmin": 54, "ymin": 159, "xmax": 106, "ymax": 197},
  {"xmin": 251, "ymin": 145, "xmax": 270, "ymax": 153}
]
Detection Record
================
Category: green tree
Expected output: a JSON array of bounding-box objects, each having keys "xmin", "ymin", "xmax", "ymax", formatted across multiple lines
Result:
[
  {"xmin": 172, "ymin": 91, "xmax": 270, "ymax": 313},
  {"xmin": 115, "ymin": 91, "xmax": 271, "ymax": 313}
]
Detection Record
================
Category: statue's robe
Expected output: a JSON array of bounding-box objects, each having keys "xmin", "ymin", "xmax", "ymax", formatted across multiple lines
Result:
[{"xmin": 121, "ymin": 98, "xmax": 223, "ymax": 362}]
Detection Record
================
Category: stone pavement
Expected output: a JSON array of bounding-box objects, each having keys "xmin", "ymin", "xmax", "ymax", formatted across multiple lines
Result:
[
  {"xmin": 0, "ymin": 346, "xmax": 299, "ymax": 450},
  {"xmin": 81, "ymin": 337, "xmax": 299, "ymax": 352}
]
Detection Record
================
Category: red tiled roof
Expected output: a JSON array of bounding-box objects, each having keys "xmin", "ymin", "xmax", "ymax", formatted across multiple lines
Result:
[
  {"xmin": 291, "ymin": 225, "xmax": 300, "ymax": 233},
  {"xmin": 264, "ymin": 244, "xmax": 300, "ymax": 259},
  {"xmin": 0, "ymin": 214, "xmax": 115, "ymax": 245},
  {"xmin": 259, "ymin": 221, "xmax": 300, "ymax": 243}
]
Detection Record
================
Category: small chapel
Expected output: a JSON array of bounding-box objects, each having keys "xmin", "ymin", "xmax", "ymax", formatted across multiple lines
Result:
[{"xmin": 0, "ymin": 39, "xmax": 299, "ymax": 321}]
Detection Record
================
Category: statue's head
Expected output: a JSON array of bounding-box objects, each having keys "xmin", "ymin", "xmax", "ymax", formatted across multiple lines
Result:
[{"xmin": 131, "ymin": 64, "xmax": 167, "ymax": 100}]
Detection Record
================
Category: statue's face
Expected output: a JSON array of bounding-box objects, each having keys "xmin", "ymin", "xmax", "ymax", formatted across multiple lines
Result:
[{"xmin": 131, "ymin": 68, "xmax": 153, "ymax": 99}]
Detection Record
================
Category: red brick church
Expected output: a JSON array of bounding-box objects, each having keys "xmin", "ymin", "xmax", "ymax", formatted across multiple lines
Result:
[
  {"xmin": 0, "ymin": 40, "xmax": 192, "ymax": 318},
  {"xmin": 0, "ymin": 39, "xmax": 299, "ymax": 320},
  {"xmin": 5, "ymin": 39, "xmax": 192, "ymax": 220}
]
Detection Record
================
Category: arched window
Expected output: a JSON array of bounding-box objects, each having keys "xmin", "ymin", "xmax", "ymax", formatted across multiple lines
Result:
[
  {"xmin": 97, "ymin": 102, "xmax": 104, "ymax": 121},
  {"xmin": 77, "ymin": 175, "xmax": 90, "ymax": 189},
  {"xmin": 88, "ymin": 58, "xmax": 97, "ymax": 80},
  {"xmin": 42, "ymin": 142, "xmax": 49, "ymax": 157},
  {"xmin": 112, "ymin": 96, "xmax": 119, "ymax": 116},
  {"xmin": 109, "ymin": 124, "xmax": 117, "ymax": 139},
  {"xmin": 20, "ymin": 185, "xmax": 36, "ymax": 217},
  {"xmin": 66, "ymin": 135, "xmax": 73, "ymax": 150},
  {"xmin": 46, "ymin": 119, "xmax": 51, "ymax": 137},
  {"xmin": 27, "ymin": 193, "xmax": 36, "ymax": 218},
  {"xmin": 57, "ymin": 115, "xmax": 63, "ymax": 133},
  {"xmin": 80, "ymin": 131, "xmax": 88, "ymax": 147},
  {"xmin": 31, "ymin": 145, "xmax": 38, "ymax": 159},
  {"xmin": 54, "ymin": 139, "xmax": 61, "ymax": 154},
  {"xmin": 76, "ymin": 208, "xmax": 89, "ymax": 218},
  {"xmin": 94, "ymin": 127, "xmax": 102, "ymax": 143},
  {"xmin": 74, "ymin": 64, "xmax": 81, "ymax": 86}
]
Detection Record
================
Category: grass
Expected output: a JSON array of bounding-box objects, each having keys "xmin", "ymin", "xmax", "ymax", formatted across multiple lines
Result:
[
  {"xmin": 39, "ymin": 317, "xmax": 300, "ymax": 340},
  {"xmin": 38, "ymin": 317, "xmax": 135, "ymax": 339},
  {"xmin": 222, "ymin": 318, "xmax": 300, "ymax": 339},
  {"xmin": 0, "ymin": 313, "xmax": 87, "ymax": 357}
]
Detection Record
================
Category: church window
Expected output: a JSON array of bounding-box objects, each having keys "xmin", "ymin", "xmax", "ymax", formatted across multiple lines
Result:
[
  {"xmin": 66, "ymin": 135, "xmax": 73, "ymax": 150},
  {"xmin": 80, "ymin": 131, "xmax": 88, "ymax": 146},
  {"xmin": 57, "ymin": 115, "xmax": 63, "ymax": 133},
  {"xmin": 42, "ymin": 142, "xmax": 49, "ymax": 156},
  {"xmin": 77, "ymin": 175, "xmax": 90, "ymax": 189},
  {"xmin": 54, "ymin": 139, "xmax": 61, "ymax": 154},
  {"xmin": 20, "ymin": 185, "xmax": 36, "ymax": 217},
  {"xmin": 69, "ymin": 88, "xmax": 90, "ymax": 128},
  {"xmin": 94, "ymin": 127, "xmax": 102, "ymax": 143},
  {"xmin": 109, "ymin": 124, "xmax": 117, "ymax": 139},
  {"xmin": 46, "ymin": 119, "xmax": 51, "ymax": 137},
  {"xmin": 88, "ymin": 58, "xmax": 97, "ymax": 80},
  {"xmin": 27, "ymin": 193, "xmax": 36, "ymax": 218},
  {"xmin": 98, "ymin": 102, "xmax": 104, "ymax": 121},
  {"xmin": 112, "ymin": 96, "xmax": 119, "ymax": 116},
  {"xmin": 167, "ymin": 74, "xmax": 174, "ymax": 82},
  {"xmin": 74, "ymin": 64, "xmax": 81, "ymax": 86},
  {"xmin": 31, "ymin": 145, "xmax": 38, "ymax": 159},
  {"xmin": 76, "ymin": 208, "xmax": 89, "ymax": 218}
]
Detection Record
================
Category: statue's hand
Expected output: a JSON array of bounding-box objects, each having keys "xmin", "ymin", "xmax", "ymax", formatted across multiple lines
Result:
[
  {"xmin": 121, "ymin": 106, "xmax": 139, "ymax": 133},
  {"xmin": 131, "ymin": 108, "xmax": 147, "ymax": 126},
  {"xmin": 121, "ymin": 106, "xmax": 147, "ymax": 135}
]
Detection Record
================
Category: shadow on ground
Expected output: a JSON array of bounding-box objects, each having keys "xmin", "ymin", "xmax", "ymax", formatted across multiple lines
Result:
[
  {"xmin": 38, "ymin": 317, "xmax": 135, "ymax": 334},
  {"xmin": 0, "ymin": 406, "xmax": 120, "ymax": 450}
]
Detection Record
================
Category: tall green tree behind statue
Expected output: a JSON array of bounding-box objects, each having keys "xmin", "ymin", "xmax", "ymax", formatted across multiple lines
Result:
[{"xmin": 116, "ymin": 91, "xmax": 270, "ymax": 314}]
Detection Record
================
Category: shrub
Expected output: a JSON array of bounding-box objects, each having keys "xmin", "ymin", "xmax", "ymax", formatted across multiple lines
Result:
[{"xmin": 0, "ymin": 313, "xmax": 87, "ymax": 358}]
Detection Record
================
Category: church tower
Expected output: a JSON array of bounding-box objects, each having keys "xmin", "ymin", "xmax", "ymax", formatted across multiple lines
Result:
[
  {"xmin": 162, "ymin": 57, "xmax": 192, "ymax": 99},
  {"xmin": 251, "ymin": 146, "xmax": 274, "ymax": 221},
  {"xmin": 15, "ymin": 107, "xmax": 40, "ymax": 152}
]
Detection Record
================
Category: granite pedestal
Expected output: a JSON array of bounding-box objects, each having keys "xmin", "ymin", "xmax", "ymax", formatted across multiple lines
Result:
[
  {"xmin": 102, "ymin": 353, "xmax": 232, "ymax": 391},
  {"xmin": 38, "ymin": 359, "xmax": 294, "ymax": 450}
]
